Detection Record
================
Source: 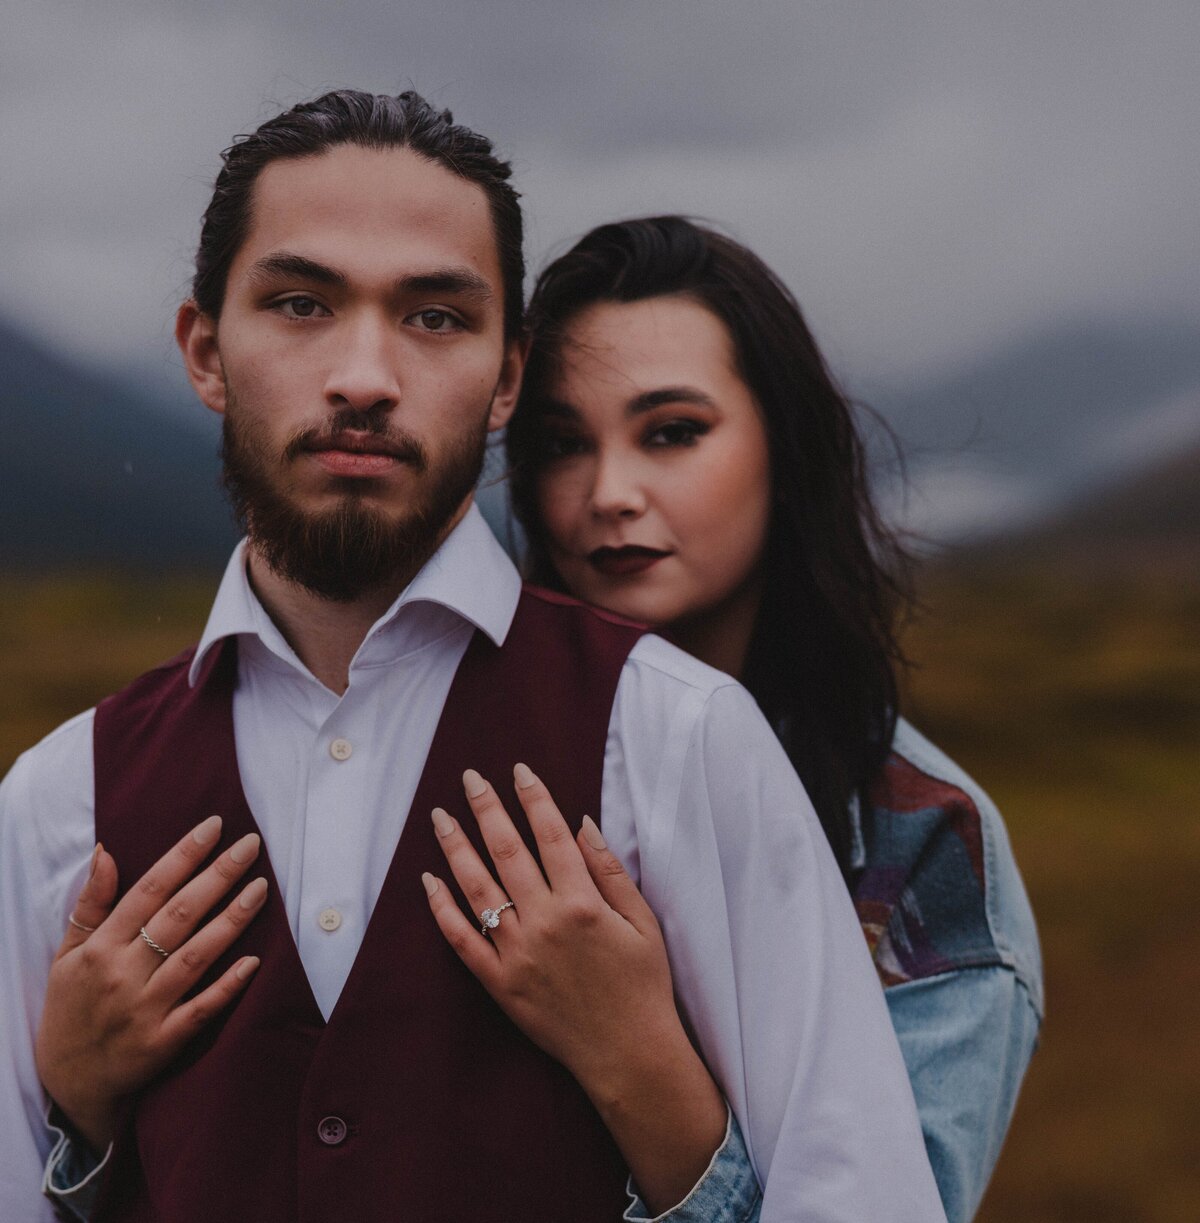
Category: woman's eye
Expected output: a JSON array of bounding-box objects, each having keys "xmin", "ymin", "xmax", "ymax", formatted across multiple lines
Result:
[
  {"xmin": 540, "ymin": 433, "xmax": 588, "ymax": 461},
  {"xmin": 276, "ymin": 296, "xmax": 326, "ymax": 319},
  {"xmin": 645, "ymin": 419, "xmax": 708, "ymax": 448},
  {"xmin": 411, "ymin": 309, "xmax": 462, "ymax": 332}
]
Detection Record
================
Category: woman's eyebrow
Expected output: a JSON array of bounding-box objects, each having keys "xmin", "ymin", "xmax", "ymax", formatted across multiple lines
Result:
[
  {"xmin": 539, "ymin": 397, "xmax": 580, "ymax": 420},
  {"xmin": 628, "ymin": 387, "xmax": 717, "ymax": 415},
  {"xmin": 539, "ymin": 388, "xmax": 716, "ymax": 419}
]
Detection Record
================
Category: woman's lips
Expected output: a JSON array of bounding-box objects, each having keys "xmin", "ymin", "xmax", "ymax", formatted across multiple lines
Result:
[{"xmin": 587, "ymin": 546, "xmax": 671, "ymax": 576}]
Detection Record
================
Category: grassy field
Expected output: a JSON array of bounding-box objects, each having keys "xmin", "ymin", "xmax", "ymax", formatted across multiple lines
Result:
[
  {"xmin": 904, "ymin": 562, "xmax": 1200, "ymax": 1223},
  {"xmin": 2, "ymin": 564, "xmax": 1197, "ymax": 1221}
]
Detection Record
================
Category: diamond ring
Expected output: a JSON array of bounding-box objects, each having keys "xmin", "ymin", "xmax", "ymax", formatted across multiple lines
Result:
[{"xmin": 479, "ymin": 901, "xmax": 516, "ymax": 937}]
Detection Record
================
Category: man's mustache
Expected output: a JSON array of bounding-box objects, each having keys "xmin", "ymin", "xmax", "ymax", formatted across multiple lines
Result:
[{"xmin": 283, "ymin": 409, "xmax": 428, "ymax": 470}]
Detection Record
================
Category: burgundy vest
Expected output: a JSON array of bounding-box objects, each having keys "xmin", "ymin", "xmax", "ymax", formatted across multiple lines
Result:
[{"xmin": 92, "ymin": 588, "xmax": 643, "ymax": 1223}]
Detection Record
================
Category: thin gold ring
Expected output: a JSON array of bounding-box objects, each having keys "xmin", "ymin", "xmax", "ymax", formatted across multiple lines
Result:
[
  {"xmin": 139, "ymin": 926, "xmax": 170, "ymax": 959},
  {"xmin": 67, "ymin": 914, "xmax": 97, "ymax": 933}
]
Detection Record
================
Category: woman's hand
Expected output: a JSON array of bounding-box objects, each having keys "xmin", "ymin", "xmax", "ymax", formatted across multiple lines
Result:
[
  {"xmin": 423, "ymin": 764, "xmax": 727, "ymax": 1215},
  {"xmin": 36, "ymin": 816, "xmax": 267, "ymax": 1154}
]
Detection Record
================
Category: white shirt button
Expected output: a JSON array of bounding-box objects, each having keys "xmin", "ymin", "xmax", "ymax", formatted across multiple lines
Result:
[
  {"xmin": 317, "ymin": 907, "xmax": 343, "ymax": 932},
  {"xmin": 329, "ymin": 738, "xmax": 353, "ymax": 761}
]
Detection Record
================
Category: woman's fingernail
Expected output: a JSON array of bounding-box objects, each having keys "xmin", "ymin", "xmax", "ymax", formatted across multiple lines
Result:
[
  {"xmin": 229, "ymin": 833, "xmax": 260, "ymax": 864},
  {"xmin": 236, "ymin": 956, "xmax": 260, "ymax": 981},
  {"xmin": 239, "ymin": 877, "xmax": 268, "ymax": 909},
  {"xmin": 462, "ymin": 769, "xmax": 487, "ymax": 798},
  {"xmin": 513, "ymin": 762, "xmax": 537, "ymax": 790},
  {"xmin": 88, "ymin": 843, "xmax": 103, "ymax": 880},
  {"xmin": 421, "ymin": 872, "xmax": 440, "ymax": 897},
  {"xmin": 432, "ymin": 807, "xmax": 455, "ymax": 837},
  {"xmin": 581, "ymin": 815, "xmax": 607, "ymax": 850},
  {"xmin": 193, "ymin": 815, "xmax": 222, "ymax": 846}
]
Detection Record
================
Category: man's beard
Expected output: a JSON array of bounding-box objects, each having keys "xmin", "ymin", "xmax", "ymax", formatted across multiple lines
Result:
[{"xmin": 221, "ymin": 397, "xmax": 488, "ymax": 603}]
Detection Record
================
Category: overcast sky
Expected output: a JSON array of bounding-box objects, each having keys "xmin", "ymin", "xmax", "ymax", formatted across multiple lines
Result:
[{"xmin": 4, "ymin": 1, "xmax": 1198, "ymax": 531}]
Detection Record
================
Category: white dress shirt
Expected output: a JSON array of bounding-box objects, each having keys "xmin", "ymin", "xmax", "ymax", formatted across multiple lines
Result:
[{"xmin": 0, "ymin": 503, "xmax": 945, "ymax": 1222}]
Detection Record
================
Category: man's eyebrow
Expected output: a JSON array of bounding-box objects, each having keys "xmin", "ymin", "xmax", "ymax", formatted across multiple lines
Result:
[
  {"xmin": 399, "ymin": 269, "xmax": 494, "ymax": 302},
  {"xmin": 628, "ymin": 387, "xmax": 717, "ymax": 414},
  {"xmin": 244, "ymin": 258, "xmax": 493, "ymax": 303},
  {"xmin": 247, "ymin": 253, "xmax": 347, "ymax": 288}
]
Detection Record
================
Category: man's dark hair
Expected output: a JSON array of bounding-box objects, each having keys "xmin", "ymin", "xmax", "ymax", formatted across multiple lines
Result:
[
  {"xmin": 508, "ymin": 216, "xmax": 914, "ymax": 877},
  {"xmin": 193, "ymin": 89, "xmax": 525, "ymax": 339}
]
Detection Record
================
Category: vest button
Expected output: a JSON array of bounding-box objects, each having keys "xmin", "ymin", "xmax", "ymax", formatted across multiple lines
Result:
[
  {"xmin": 317, "ymin": 1115, "xmax": 348, "ymax": 1145},
  {"xmin": 329, "ymin": 738, "xmax": 353, "ymax": 761}
]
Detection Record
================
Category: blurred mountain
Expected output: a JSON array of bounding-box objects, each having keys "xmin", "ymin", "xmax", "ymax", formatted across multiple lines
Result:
[
  {"xmin": 1040, "ymin": 444, "xmax": 1200, "ymax": 542},
  {"xmin": 0, "ymin": 318, "xmax": 235, "ymax": 569},
  {"xmin": 874, "ymin": 318, "xmax": 1200, "ymax": 538},
  {"xmin": 962, "ymin": 442, "xmax": 1200, "ymax": 576},
  {"xmin": 882, "ymin": 318, "xmax": 1200, "ymax": 480}
]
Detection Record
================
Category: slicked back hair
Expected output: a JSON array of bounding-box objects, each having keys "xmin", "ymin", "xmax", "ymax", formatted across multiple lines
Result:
[
  {"xmin": 192, "ymin": 89, "xmax": 525, "ymax": 339},
  {"xmin": 508, "ymin": 216, "xmax": 913, "ymax": 877}
]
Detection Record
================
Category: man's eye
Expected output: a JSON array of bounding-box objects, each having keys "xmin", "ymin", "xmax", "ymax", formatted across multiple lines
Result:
[
  {"xmin": 412, "ymin": 309, "xmax": 462, "ymax": 332},
  {"xmin": 275, "ymin": 296, "xmax": 326, "ymax": 319},
  {"xmin": 646, "ymin": 420, "xmax": 708, "ymax": 448}
]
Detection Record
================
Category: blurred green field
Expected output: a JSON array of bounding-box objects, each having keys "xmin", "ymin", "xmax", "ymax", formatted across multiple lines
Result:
[
  {"xmin": 904, "ymin": 563, "xmax": 1200, "ymax": 1223},
  {"xmin": 1, "ymin": 565, "xmax": 1197, "ymax": 1221}
]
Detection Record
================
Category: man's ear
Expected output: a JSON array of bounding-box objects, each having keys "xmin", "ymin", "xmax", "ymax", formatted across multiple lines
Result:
[
  {"xmin": 486, "ymin": 334, "xmax": 529, "ymax": 432},
  {"xmin": 176, "ymin": 301, "xmax": 227, "ymax": 415}
]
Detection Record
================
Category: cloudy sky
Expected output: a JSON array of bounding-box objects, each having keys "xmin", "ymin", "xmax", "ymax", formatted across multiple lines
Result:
[{"xmin": 4, "ymin": 1, "xmax": 1198, "ymax": 533}]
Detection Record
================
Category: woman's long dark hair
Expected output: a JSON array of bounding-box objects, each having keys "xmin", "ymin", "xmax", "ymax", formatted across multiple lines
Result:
[{"xmin": 507, "ymin": 217, "xmax": 912, "ymax": 877}]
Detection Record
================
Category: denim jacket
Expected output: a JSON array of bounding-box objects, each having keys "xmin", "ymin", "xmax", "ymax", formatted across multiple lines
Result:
[{"xmin": 624, "ymin": 719, "xmax": 1043, "ymax": 1223}]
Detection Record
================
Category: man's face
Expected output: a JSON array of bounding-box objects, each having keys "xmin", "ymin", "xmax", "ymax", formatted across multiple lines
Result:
[{"xmin": 179, "ymin": 143, "xmax": 522, "ymax": 599}]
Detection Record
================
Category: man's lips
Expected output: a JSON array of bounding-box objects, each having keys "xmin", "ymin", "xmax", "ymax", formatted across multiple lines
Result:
[
  {"xmin": 587, "ymin": 545, "xmax": 672, "ymax": 576},
  {"xmin": 304, "ymin": 432, "xmax": 417, "ymax": 478}
]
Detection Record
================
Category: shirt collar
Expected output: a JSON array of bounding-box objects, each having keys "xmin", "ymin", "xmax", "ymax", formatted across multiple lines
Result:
[{"xmin": 189, "ymin": 501, "xmax": 521, "ymax": 687}]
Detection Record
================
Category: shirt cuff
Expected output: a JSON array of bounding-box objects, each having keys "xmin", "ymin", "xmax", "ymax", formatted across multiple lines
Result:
[
  {"xmin": 42, "ymin": 1101, "xmax": 111, "ymax": 1223},
  {"xmin": 623, "ymin": 1106, "xmax": 762, "ymax": 1223}
]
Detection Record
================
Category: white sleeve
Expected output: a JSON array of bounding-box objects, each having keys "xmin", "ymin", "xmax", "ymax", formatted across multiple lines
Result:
[
  {"xmin": 622, "ymin": 679, "xmax": 946, "ymax": 1223},
  {"xmin": 0, "ymin": 714, "xmax": 98, "ymax": 1223}
]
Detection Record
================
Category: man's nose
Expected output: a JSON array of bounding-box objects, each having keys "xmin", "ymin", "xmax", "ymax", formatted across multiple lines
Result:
[
  {"xmin": 323, "ymin": 317, "xmax": 401, "ymax": 413},
  {"xmin": 589, "ymin": 452, "xmax": 646, "ymax": 520}
]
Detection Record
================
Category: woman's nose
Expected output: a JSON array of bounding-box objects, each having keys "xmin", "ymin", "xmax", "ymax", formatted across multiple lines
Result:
[{"xmin": 589, "ymin": 453, "xmax": 646, "ymax": 519}]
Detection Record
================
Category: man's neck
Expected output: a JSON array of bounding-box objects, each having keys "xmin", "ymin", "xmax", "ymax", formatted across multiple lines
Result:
[
  {"xmin": 245, "ymin": 550, "xmax": 403, "ymax": 695},
  {"xmin": 244, "ymin": 502, "xmax": 471, "ymax": 695}
]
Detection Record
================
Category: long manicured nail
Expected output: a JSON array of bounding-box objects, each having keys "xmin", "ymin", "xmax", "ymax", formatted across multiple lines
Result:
[
  {"xmin": 421, "ymin": 872, "xmax": 440, "ymax": 896},
  {"xmin": 238, "ymin": 877, "xmax": 268, "ymax": 909},
  {"xmin": 581, "ymin": 815, "xmax": 606, "ymax": 850},
  {"xmin": 88, "ymin": 843, "xmax": 103, "ymax": 880},
  {"xmin": 230, "ymin": 832, "xmax": 260, "ymax": 864},
  {"xmin": 432, "ymin": 807, "xmax": 455, "ymax": 837},
  {"xmin": 462, "ymin": 769, "xmax": 487, "ymax": 799},
  {"xmin": 236, "ymin": 956, "xmax": 260, "ymax": 981},
  {"xmin": 193, "ymin": 815, "xmax": 222, "ymax": 846},
  {"xmin": 513, "ymin": 762, "xmax": 537, "ymax": 790}
]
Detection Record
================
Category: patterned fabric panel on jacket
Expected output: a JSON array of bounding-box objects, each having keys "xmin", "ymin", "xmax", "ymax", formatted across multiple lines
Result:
[{"xmin": 853, "ymin": 742, "xmax": 1004, "ymax": 988}]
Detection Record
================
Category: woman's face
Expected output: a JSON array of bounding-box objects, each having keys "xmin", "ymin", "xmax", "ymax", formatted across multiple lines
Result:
[{"xmin": 534, "ymin": 295, "xmax": 772, "ymax": 634}]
